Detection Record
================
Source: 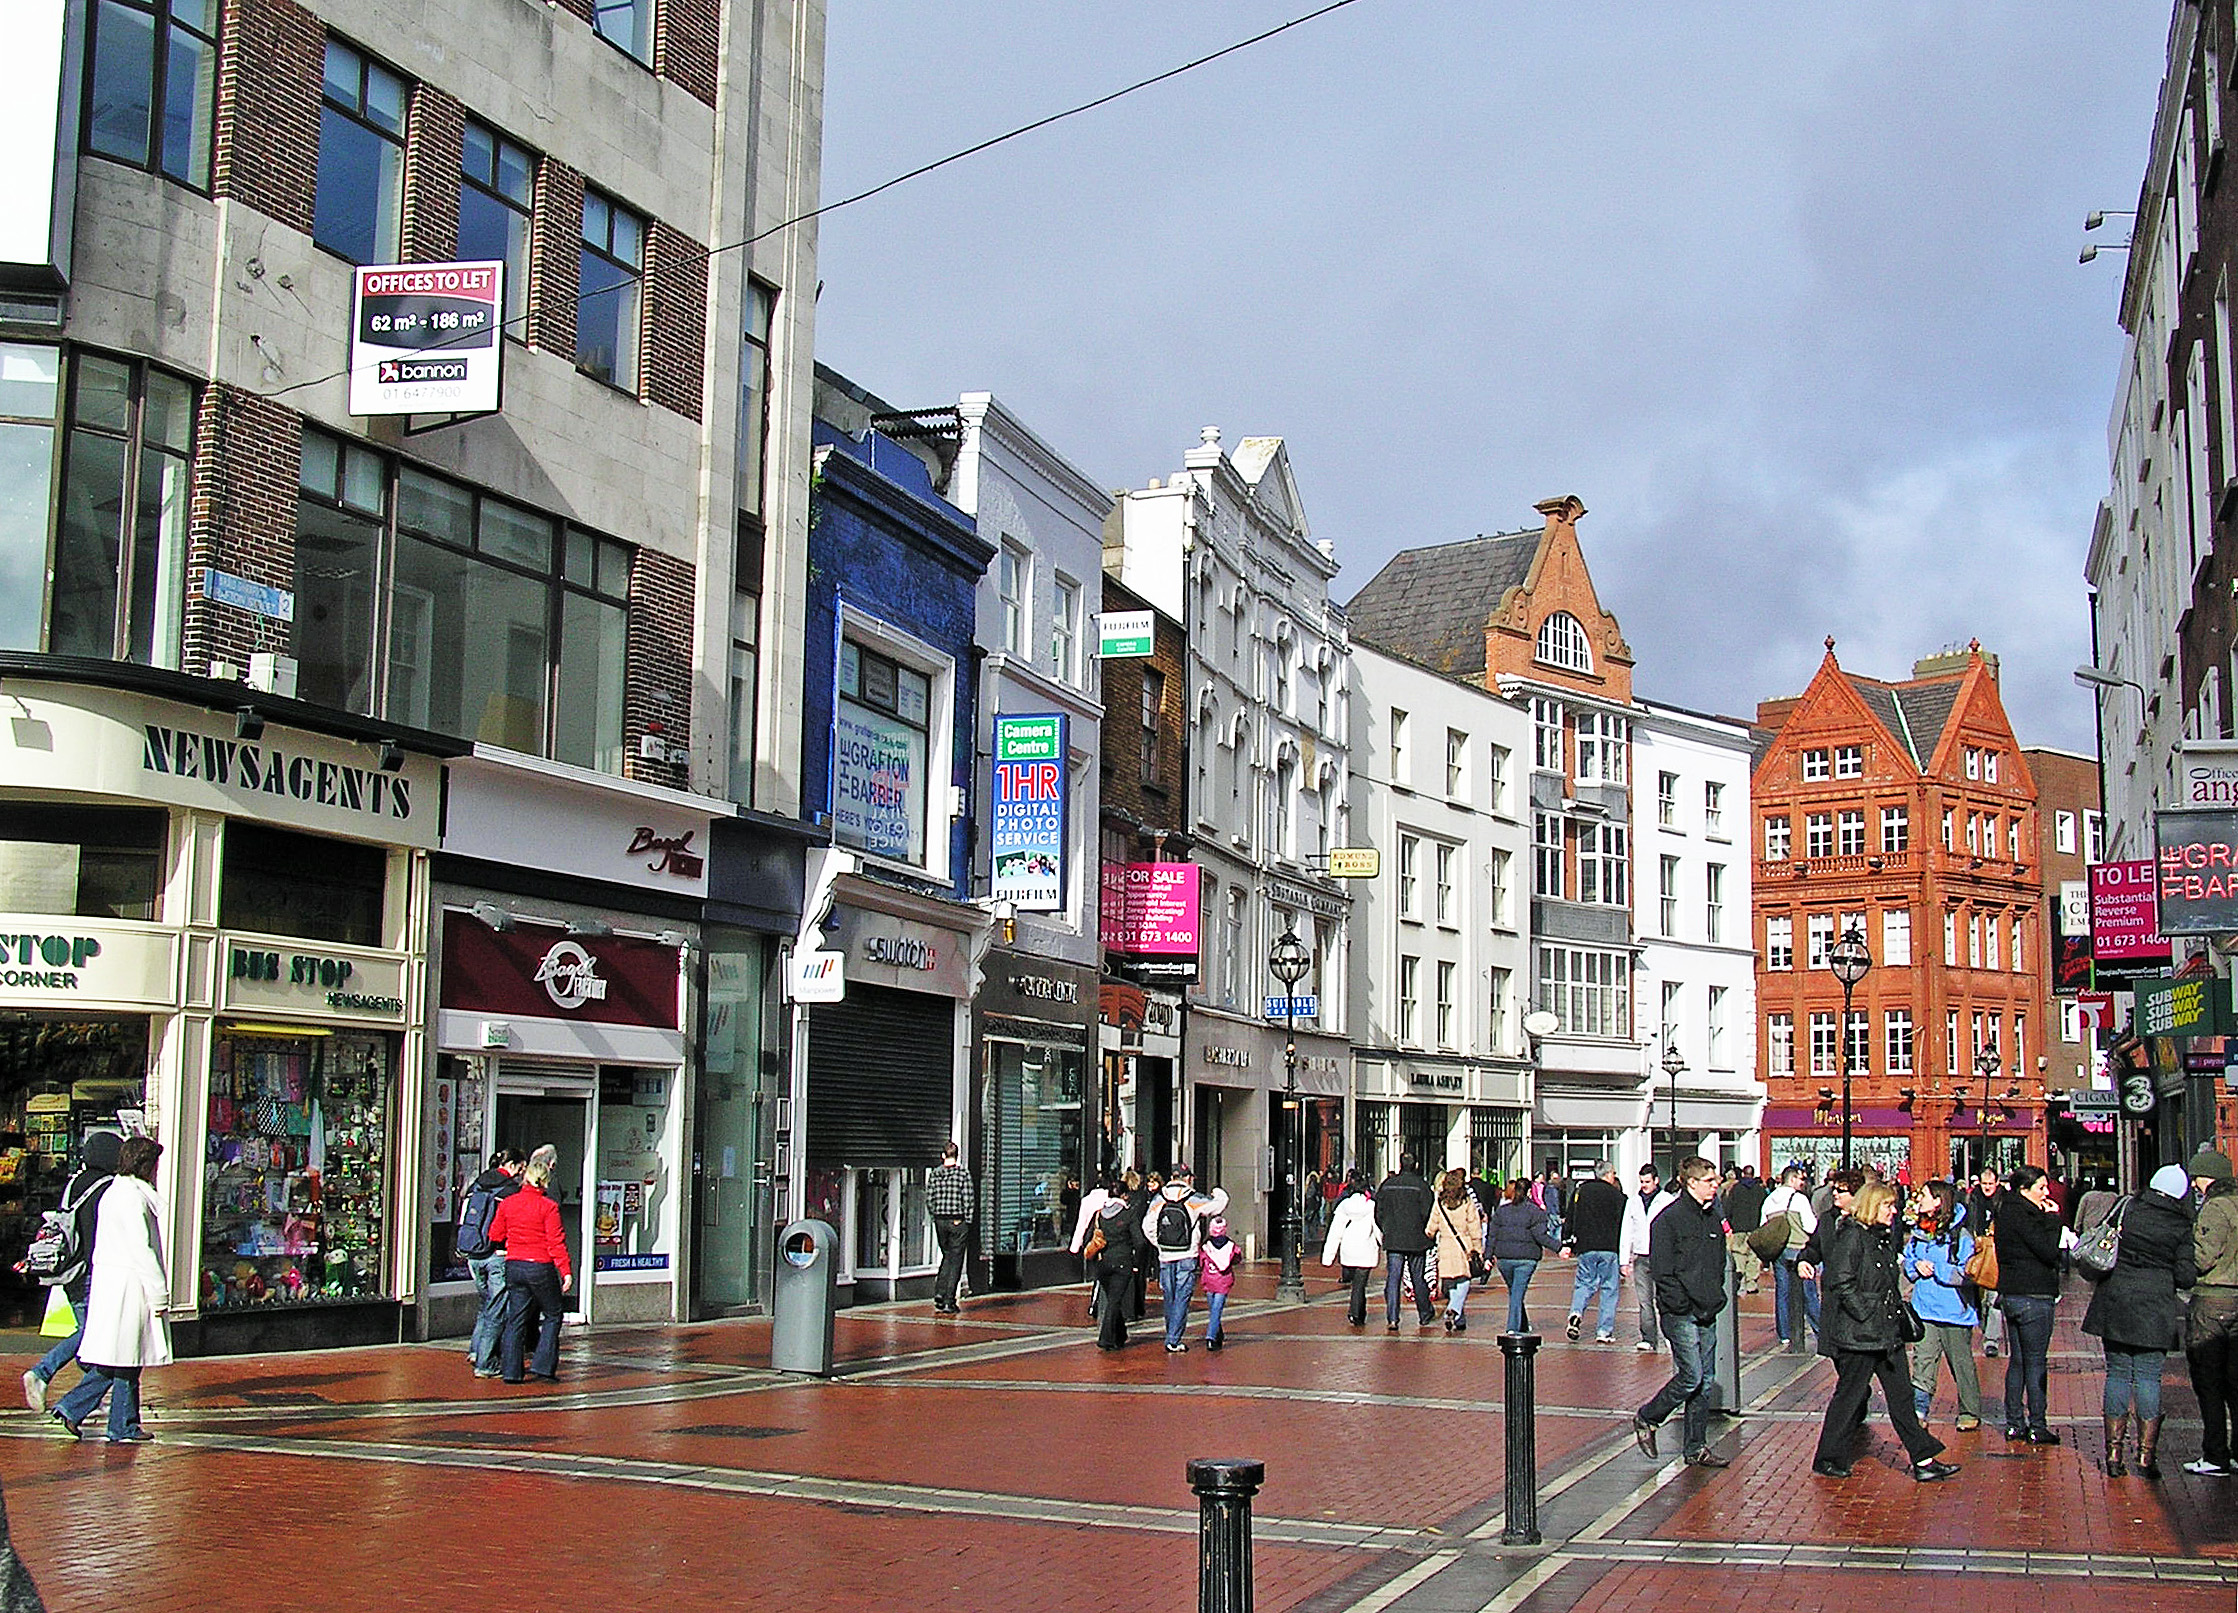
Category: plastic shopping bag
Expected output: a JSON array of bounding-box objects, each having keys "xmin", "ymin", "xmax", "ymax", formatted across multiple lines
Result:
[{"xmin": 39, "ymin": 1287, "xmax": 75, "ymax": 1339}]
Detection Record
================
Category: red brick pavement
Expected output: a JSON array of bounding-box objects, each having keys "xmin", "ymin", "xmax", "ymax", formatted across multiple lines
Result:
[{"xmin": 1550, "ymin": 1566, "xmax": 2231, "ymax": 1613}]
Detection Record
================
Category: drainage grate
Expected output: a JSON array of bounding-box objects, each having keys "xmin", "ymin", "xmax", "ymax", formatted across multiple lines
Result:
[{"xmin": 670, "ymin": 1424, "xmax": 803, "ymax": 1439}]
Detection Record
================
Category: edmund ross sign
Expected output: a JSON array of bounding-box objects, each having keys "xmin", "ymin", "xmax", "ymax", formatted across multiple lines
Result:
[{"xmin": 349, "ymin": 260, "xmax": 504, "ymax": 416}]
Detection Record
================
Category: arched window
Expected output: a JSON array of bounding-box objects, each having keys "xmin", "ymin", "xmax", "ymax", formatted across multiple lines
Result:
[{"xmin": 1535, "ymin": 611, "xmax": 1593, "ymax": 672}]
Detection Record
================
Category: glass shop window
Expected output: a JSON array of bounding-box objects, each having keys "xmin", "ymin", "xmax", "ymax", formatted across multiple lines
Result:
[
  {"xmin": 219, "ymin": 824, "xmax": 386, "ymax": 947},
  {"xmin": 0, "ymin": 806, "xmax": 165, "ymax": 921}
]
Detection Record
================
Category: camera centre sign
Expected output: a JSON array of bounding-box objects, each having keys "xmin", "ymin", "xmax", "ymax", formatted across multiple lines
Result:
[
  {"xmin": 349, "ymin": 260, "xmax": 504, "ymax": 416},
  {"xmin": 991, "ymin": 714, "xmax": 1067, "ymax": 912}
]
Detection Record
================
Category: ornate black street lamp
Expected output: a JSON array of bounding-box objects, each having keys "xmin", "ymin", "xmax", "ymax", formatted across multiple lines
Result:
[
  {"xmin": 1660, "ymin": 1039, "xmax": 1687, "ymax": 1179},
  {"xmin": 1269, "ymin": 929, "xmax": 1312, "ymax": 1303},
  {"xmin": 1829, "ymin": 927, "xmax": 1873, "ymax": 1171}
]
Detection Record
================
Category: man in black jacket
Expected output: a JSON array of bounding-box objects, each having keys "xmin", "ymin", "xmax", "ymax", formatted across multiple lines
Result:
[
  {"xmin": 1564, "ymin": 1163, "xmax": 1627, "ymax": 1344},
  {"xmin": 1632, "ymin": 1158, "xmax": 1730, "ymax": 1467},
  {"xmin": 1375, "ymin": 1154, "xmax": 1437, "ymax": 1333}
]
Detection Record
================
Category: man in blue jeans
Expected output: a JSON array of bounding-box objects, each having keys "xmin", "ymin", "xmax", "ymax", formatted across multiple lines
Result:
[
  {"xmin": 458, "ymin": 1149, "xmax": 522, "ymax": 1378},
  {"xmin": 21, "ymin": 1130, "xmax": 121, "ymax": 1414},
  {"xmin": 1145, "ymin": 1166, "xmax": 1226, "ymax": 1353},
  {"xmin": 1374, "ymin": 1154, "xmax": 1437, "ymax": 1332},
  {"xmin": 1633, "ymin": 1158, "xmax": 1730, "ymax": 1467},
  {"xmin": 1564, "ymin": 1162, "xmax": 1626, "ymax": 1343}
]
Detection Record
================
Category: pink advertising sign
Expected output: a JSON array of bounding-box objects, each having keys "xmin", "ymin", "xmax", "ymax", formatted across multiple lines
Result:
[
  {"xmin": 2090, "ymin": 859, "xmax": 2171, "ymax": 964},
  {"xmin": 1103, "ymin": 863, "xmax": 1200, "ymax": 955}
]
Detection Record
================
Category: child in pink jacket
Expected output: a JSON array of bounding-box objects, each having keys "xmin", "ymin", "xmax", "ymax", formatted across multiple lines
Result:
[{"xmin": 1199, "ymin": 1215, "xmax": 1239, "ymax": 1352}]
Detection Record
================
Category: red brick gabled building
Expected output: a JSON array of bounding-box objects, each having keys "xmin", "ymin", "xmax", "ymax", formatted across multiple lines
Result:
[{"xmin": 1752, "ymin": 643, "xmax": 2046, "ymax": 1181}]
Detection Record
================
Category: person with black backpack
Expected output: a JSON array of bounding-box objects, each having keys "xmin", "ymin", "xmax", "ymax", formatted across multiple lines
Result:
[
  {"xmin": 21, "ymin": 1129, "xmax": 121, "ymax": 1416},
  {"xmin": 1143, "ymin": 1165, "xmax": 1226, "ymax": 1354},
  {"xmin": 453, "ymin": 1148, "xmax": 522, "ymax": 1380}
]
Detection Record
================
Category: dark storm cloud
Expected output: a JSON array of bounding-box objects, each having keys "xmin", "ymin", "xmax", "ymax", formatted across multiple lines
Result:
[{"xmin": 814, "ymin": 1, "xmax": 2169, "ymax": 747}]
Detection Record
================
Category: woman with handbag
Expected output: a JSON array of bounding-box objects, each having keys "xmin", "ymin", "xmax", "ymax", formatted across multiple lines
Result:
[
  {"xmin": 1903, "ymin": 1181, "xmax": 1983, "ymax": 1432},
  {"xmin": 2081, "ymin": 1163, "xmax": 2198, "ymax": 1478},
  {"xmin": 1811, "ymin": 1179, "xmax": 1960, "ymax": 1481},
  {"xmin": 1427, "ymin": 1169, "xmax": 1488, "ymax": 1333}
]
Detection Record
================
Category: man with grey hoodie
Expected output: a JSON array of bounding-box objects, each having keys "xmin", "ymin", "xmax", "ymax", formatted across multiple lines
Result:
[{"xmin": 1144, "ymin": 1165, "xmax": 1228, "ymax": 1354}]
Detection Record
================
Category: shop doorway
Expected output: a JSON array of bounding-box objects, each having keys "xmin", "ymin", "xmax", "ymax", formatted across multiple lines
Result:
[{"xmin": 494, "ymin": 1091, "xmax": 589, "ymax": 1314}]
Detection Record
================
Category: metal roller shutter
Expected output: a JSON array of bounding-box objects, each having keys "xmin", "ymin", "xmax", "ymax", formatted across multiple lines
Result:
[{"xmin": 805, "ymin": 984, "xmax": 954, "ymax": 1167}]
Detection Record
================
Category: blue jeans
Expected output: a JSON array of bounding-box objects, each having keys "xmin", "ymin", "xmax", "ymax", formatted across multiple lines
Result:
[
  {"xmin": 2103, "ymin": 1345, "xmax": 2166, "ymax": 1419},
  {"xmin": 1205, "ymin": 1289, "xmax": 1229, "ymax": 1343},
  {"xmin": 1498, "ymin": 1258, "xmax": 1537, "ymax": 1333},
  {"xmin": 54, "ymin": 1362, "xmax": 141, "ymax": 1440},
  {"xmin": 467, "ymin": 1251, "xmax": 510, "ymax": 1372},
  {"xmin": 1568, "ymin": 1251, "xmax": 1620, "ymax": 1338},
  {"xmin": 1386, "ymin": 1251, "xmax": 1433, "ymax": 1326},
  {"xmin": 1161, "ymin": 1259, "xmax": 1198, "ymax": 1347},
  {"xmin": 34, "ymin": 1277, "xmax": 90, "ymax": 1384},
  {"xmin": 1775, "ymin": 1256, "xmax": 1819, "ymax": 1341},
  {"xmin": 2001, "ymin": 1294, "xmax": 2056, "ymax": 1433},
  {"xmin": 1444, "ymin": 1277, "xmax": 1473, "ymax": 1319},
  {"xmin": 1641, "ymin": 1312, "xmax": 1718, "ymax": 1458}
]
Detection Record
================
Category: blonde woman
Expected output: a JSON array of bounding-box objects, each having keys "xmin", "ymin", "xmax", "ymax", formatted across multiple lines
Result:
[
  {"xmin": 1428, "ymin": 1168, "xmax": 1488, "ymax": 1332},
  {"xmin": 486, "ymin": 1143, "xmax": 573, "ymax": 1384},
  {"xmin": 1813, "ymin": 1179, "xmax": 1958, "ymax": 1482}
]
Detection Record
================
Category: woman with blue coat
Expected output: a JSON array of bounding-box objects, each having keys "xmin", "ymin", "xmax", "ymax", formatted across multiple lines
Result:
[{"xmin": 1904, "ymin": 1180, "xmax": 1982, "ymax": 1431}]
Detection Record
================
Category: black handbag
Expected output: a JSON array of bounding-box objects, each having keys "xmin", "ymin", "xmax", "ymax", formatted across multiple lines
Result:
[
  {"xmin": 1440, "ymin": 1205, "xmax": 1488, "ymax": 1282},
  {"xmin": 1897, "ymin": 1298, "xmax": 1926, "ymax": 1345}
]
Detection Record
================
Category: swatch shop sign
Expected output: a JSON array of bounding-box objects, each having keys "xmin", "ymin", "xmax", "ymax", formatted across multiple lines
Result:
[{"xmin": 439, "ymin": 911, "xmax": 679, "ymax": 1029}]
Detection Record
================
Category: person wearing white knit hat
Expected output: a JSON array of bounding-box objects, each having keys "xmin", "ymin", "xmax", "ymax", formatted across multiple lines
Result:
[{"xmin": 2081, "ymin": 1162, "xmax": 2198, "ymax": 1479}]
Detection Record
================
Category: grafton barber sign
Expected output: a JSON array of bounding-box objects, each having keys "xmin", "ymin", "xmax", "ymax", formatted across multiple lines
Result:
[{"xmin": 2156, "ymin": 810, "xmax": 2238, "ymax": 936}]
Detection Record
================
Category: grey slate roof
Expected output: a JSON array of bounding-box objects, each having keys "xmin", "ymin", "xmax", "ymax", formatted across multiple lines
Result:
[
  {"xmin": 1345, "ymin": 531, "xmax": 1542, "ymax": 677},
  {"xmin": 1839, "ymin": 675, "xmax": 1965, "ymax": 768}
]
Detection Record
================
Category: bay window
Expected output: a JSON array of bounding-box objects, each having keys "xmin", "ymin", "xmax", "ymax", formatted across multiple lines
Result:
[
  {"xmin": 1536, "ymin": 945, "xmax": 1630, "ymax": 1039},
  {"xmin": 84, "ymin": 0, "xmax": 218, "ymax": 187},
  {"xmin": 50, "ymin": 352, "xmax": 195, "ymax": 664}
]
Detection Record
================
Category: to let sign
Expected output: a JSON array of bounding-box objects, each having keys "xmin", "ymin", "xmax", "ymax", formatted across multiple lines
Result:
[
  {"xmin": 349, "ymin": 260, "xmax": 505, "ymax": 415},
  {"xmin": 2156, "ymin": 810, "xmax": 2238, "ymax": 936},
  {"xmin": 2091, "ymin": 859, "xmax": 2172, "ymax": 967}
]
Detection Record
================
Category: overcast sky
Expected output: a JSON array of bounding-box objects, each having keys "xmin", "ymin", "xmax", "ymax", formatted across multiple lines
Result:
[{"xmin": 813, "ymin": 2, "xmax": 2171, "ymax": 752}]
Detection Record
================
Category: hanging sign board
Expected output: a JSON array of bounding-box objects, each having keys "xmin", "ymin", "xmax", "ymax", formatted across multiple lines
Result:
[
  {"xmin": 2156, "ymin": 810, "xmax": 2238, "ymax": 936},
  {"xmin": 1326, "ymin": 848, "xmax": 1379, "ymax": 879},
  {"xmin": 1096, "ymin": 611, "xmax": 1154, "ymax": 658},
  {"xmin": 348, "ymin": 260, "xmax": 505, "ymax": 416},
  {"xmin": 991, "ymin": 714, "xmax": 1067, "ymax": 912},
  {"xmin": 2091, "ymin": 859, "xmax": 2172, "ymax": 974}
]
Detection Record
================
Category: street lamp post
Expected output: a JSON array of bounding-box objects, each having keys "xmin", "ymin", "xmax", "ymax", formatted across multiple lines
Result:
[
  {"xmin": 1269, "ymin": 929, "xmax": 1312, "ymax": 1304},
  {"xmin": 1828, "ymin": 928, "xmax": 1873, "ymax": 1173},
  {"xmin": 1971, "ymin": 1040, "xmax": 2001, "ymax": 1180},
  {"xmin": 1660, "ymin": 1039, "xmax": 1686, "ymax": 1180}
]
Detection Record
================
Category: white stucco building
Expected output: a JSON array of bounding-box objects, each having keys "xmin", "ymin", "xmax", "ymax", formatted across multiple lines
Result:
[
  {"xmin": 1107, "ymin": 427, "xmax": 1351, "ymax": 1249},
  {"xmin": 1346, "ymin": 642, "xmax": 1534, "ymax": 1181},
  {"xmin": 1633, "ymin": 700, "xmax": 1763, "ymax": 1173}
]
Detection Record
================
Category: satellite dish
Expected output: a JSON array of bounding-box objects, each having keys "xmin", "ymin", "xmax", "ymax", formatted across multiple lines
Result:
[{"xmin": 1522, "ymin": 1010, "xmax": 1560, "ymax": 1039}]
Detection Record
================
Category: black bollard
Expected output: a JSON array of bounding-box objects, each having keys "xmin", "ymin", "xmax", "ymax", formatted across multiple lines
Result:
[
  {"xmin": 1499, "ymin": 1332, "xmax": 1541, "ymax": 1545},
  {"xmin": 1187, "ymin": 1458, "xmax": 1264, "ymax": 1613},
  {"xmin": 1785, "ymin": 1263, "xmax": 1809, "ymax": 1354}
]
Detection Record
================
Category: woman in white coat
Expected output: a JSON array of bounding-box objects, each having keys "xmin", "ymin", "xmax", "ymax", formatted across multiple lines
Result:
[
  {"xmin": 52, "ymin": 1136, "xmax": 170, "ymax": 1443},
  {"xmin": 1320, "ymin": 1170, "xmax": 1383, "ymax": 1327}
]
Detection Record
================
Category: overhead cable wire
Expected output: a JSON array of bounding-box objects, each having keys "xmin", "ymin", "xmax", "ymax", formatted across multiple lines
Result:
[{"xmin": 264, "ymin": 0, "xmax": 1369, "ymax": 402}]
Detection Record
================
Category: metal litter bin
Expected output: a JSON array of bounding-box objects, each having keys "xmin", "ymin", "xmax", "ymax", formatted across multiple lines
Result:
[{"xmin": 772, "ymin": 1218, "xmax": 838, "ymax": 1375}]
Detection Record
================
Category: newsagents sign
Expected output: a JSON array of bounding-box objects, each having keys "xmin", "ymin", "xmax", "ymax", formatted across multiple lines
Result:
[
  {"xmin": 991, "ymin": 714, "xmax": 1066, "ymax": 912},
  {"xmin": 1, "ymin": 681, "xmax": 441, "ymax": 849},
  {"xmin": 348, "ymin": 260, "xmax": 504, "ymax": 416}
]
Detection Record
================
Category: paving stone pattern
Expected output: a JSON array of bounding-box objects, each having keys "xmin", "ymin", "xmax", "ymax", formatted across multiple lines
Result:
[{"xmin": 0, "ymin": 1271, "xmax": 2231, "ymax": 1612}]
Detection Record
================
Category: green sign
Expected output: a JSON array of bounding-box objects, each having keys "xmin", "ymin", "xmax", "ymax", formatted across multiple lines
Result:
[
  {"xmin": 1097, "ymin": 610, "xmax": 1154, "ymax": 658},
  {"xmin": 2136, "ymin": 974, "xmax": 2233, "ymax": 1038},
  {"xmin": 995, "ymin": 714, "xmax": 1064, "ymax": 762}
]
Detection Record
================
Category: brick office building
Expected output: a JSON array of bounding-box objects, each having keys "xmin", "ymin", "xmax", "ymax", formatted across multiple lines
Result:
[
  {"xmin": 1, "ymin": 0, "xmax": 824, "ymax": 1345},
  {"xmin": 1752, "ymin": 643, "xmax": 2047, "ymax": 1182}
]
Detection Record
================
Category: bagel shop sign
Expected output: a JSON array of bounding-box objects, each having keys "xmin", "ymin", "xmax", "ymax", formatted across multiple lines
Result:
[{"xmin": 2155, "ymin": 810, "xmax": 2238, "ymax": 936}]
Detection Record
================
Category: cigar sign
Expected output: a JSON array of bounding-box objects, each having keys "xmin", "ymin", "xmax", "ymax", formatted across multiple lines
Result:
[{"xmin": 348, "ymin": 260, "xmax": 505, "ymax": 416}]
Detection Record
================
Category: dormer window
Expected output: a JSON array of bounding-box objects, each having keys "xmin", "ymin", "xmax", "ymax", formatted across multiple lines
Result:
[{"xmin": 1534, "ymin": 611, "xmax": 1593, "ymax": 672}]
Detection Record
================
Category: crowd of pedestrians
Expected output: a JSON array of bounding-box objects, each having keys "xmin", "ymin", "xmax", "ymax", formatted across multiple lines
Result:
[{"xmin": 1037, "ymin": 1142, "xmax": 2238, "ymax": 1490}]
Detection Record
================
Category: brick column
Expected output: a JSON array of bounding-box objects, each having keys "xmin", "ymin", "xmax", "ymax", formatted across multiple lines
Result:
[
  {"xmin": 529, "ymin": 158, "xmax": 585, "ymax": 358},
  {"xmin": 182, "ymin": 388, "xmax": 304, "ymax": 679},
  {"xmin": 213, "ymin": 0, "xmax": 322, "ymax": 233},
  {"xmin": 623, "ymin": 548, "xmax": 696, "ymax": 790},
  {"xmin": 401, "ymin": 83, "xmax": 465, "ymax": 262},
  {"xmin": 655, "ymin": 0, "xmax": 720, "ymax": 107},
  {"xmin": 643, "ymin": 221, "xmax": 709, "ymax": 421}
]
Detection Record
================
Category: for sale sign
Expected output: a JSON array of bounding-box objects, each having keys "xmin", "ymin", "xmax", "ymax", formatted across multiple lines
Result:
[
  {"xmin": 349, "ymin": 260, "xmax": 505, "ymax": 416},
  {"xmin": 991, "ymin": 714, "xmax": 1066, "ymax": 913}
]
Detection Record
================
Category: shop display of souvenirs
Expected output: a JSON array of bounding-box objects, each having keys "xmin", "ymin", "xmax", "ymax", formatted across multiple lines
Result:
[{"xmin": 202, "ymin": 1030, "xmax": 390, "ymax": 1308}]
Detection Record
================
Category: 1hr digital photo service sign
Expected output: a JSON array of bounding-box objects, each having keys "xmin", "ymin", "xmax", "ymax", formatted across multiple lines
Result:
[{"xmin": 349, "ymin": 260, "xmax": 505, "ymax": 416}]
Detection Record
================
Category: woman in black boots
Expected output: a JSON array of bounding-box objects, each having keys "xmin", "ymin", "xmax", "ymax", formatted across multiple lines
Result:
[{"xmin": 2082, "ymin": 1163, "xmax": 2197, "ymax": 1478}]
